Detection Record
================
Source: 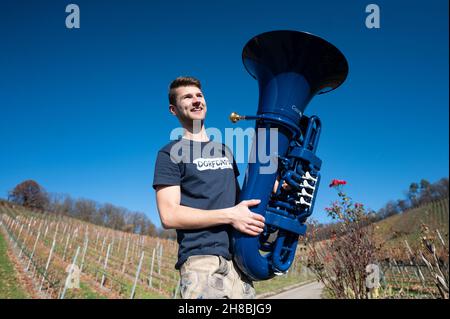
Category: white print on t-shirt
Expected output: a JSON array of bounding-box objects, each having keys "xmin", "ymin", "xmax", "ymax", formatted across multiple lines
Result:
[{"xmin": 193, "ymin": 157, "xmax": 233, "ymax": 171}]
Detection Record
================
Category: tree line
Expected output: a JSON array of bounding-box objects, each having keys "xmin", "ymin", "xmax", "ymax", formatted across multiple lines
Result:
[
  {"xmin": 6, "ymin": 180, "xmax": 176, "ymax": 240},
  {"xmin": 309, "ymin": 177, "xmax": 449, "ymax": 242},
  {"xmin": 376, "ymin": 177, "xmax": 448, "ymax": 220}
]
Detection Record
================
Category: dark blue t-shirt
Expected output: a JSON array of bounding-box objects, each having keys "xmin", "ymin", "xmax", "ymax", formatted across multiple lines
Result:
[{"xmin": 152, "ymin": 138, "xmax": 240, "ymax": 269}]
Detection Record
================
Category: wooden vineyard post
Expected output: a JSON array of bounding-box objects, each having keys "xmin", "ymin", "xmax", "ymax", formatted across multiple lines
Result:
[
  {"xmin": 54, "ymin": 222, "xmax": 59, "ymax": 243},
  {"xmin": 392, "ymin": 258, "xmax": 409, "ymax": 290},
  {"xmin": 18, "ymin": 221, "xmax": 28, "ymax": 258},
  {"xmin": 130, "ymin": 251, "xmax": 145, "ymax": 299},
  {"xmin": 173, "ymin": 279, "xmax": 180, "ymax": 299},
  {"xmin": 72, "ymin": 227, "xmax": 79, "ymax": 245},
  {"xmin": 95, "ymin": 231, "xmax": 100, "ymax": 250},
  {"xmin": 436, "ymin": 229, "xmax": 447, "ymax": 248},
  {"xmin": 158, "ymin": 243, "xmax": 163, "ymax": 291},
  {"xmin": 26, "ymin": 231, "xmax": 41, "ymax": 271},
  {"xmin": 80, "ymin": 236, "xmax": 89, "ymax": 273},
  {"xmin": 5, "ymin": 219, "xmax": 14, "ymax": 244},
  {"xmin": 117, "ymin": 234, "xmax": 122, "ymax": 256},
  {"xmin": 62, "ymin": 233, "xmax": 72, "ymax": 261},
  {"xmin": 37, "ymin": 220, "xmax": 43, "ymax": 235},
  {"xmin": 9, "ymin": 218, "xmax": 19, "ymax": 231},
  {"xmin": 14, "ymin": 224, "xmax": 24, "ymax": 249},
  {"xmin": 44, "ymin": 225, "xmax": 49, "ymax": 240},
  {"xmin": 101, "ymin": 243, "xmax": 111, "ymax": 287},
  {"xmin": 61, "ymin": 224, "xmax": 68, "ymax": 243},
  {"xmin": 3, "ymin": 217, "xmax": 11, "ymax": 234},
  {"xmin": 110, "ymin": 236, "xmax": 115, "ymax": 255},
  {"xmin": 130, "ymin": 237, "xmax": 135, "ymax": 260},
  {"xmin": 148, "ymin": 247, "xmax": 155, "ymax": 288},
  {"xmin": 60, "ymin": 246, "xmax": 81, "ymax": 299},
  {"xmin": 404, "ymin": 239, "xmax": 426, "ymax": 286},
  {"xmin": 7, "ymin": 217, "xmax": 15, "ymax": 233},
  {"xmin": 122, "ymin": 239, "xmax": 130, "ymax": 273},
  {"xmin": 27, "ymin": 217, "xmax": 32, "ymax": 233},
  {"xmin": 98, "ymin": 236, "xmax": 107, "ymax": 263},
  {"xmin": 39, "ymin": 238, "xmax": 56, "ymax": 292}
]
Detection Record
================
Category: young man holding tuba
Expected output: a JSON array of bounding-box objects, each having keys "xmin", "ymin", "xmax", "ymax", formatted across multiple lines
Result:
[{"xmin": 152, "ymin": 76, "xmax": 266, "ymax": 299}]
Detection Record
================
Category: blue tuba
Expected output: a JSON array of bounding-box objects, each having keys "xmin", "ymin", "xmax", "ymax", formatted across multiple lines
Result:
[{"xmin": 230, "ymin": 30, "xmax": 349, "ymax": 280}]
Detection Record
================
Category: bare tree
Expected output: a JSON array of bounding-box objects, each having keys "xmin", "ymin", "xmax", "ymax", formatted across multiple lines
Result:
[
  {"xmin": 396, "ymin": 199, "xmax": 409, "ymax": 212},
  {"xmin": 408, "ymin": 182, "xmax": 420, "ymax": 208},
  {"xmin": 9, "ymin": 180, "xmax": 49, "ymax": 211},
  {"xmin": 74, "ymin": 199, "xmax": 97, "ymax": 222}
]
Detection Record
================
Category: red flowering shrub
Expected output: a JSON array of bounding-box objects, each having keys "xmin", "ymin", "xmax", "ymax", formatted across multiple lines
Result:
[{"xmin": 307, "ymin": 179, "xmax": 379, "ymax": 299}]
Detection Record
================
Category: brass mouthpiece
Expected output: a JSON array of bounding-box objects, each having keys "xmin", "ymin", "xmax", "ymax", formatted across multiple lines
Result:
[{"xmin": 229, "ymin": 112, "xmax": 242, "ymax": 123}]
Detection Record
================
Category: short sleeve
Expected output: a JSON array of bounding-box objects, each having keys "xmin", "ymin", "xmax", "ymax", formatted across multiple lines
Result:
[{"xmin": 152, "ymin": 150, "xmax": 181, "ymax": 189}]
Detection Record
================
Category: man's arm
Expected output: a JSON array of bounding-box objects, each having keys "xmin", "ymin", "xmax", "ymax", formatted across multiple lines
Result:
[{"xmin": 155, "ymin": 185, "xmax": 265, "ymax": 236}]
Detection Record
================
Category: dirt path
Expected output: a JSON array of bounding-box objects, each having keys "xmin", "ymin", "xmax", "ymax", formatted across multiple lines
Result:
[{"xmin": 265, "ymin": 281, "xmax": 324, "ymax": 299}]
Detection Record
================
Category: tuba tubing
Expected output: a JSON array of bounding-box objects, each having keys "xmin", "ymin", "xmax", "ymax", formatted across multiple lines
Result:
[{"xmin": 231, "ymin": 30, "xmax": 348, "ymax": 281}]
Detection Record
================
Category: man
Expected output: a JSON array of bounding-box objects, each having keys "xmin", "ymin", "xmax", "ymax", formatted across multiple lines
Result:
[{"xmin": 152, "ymin": 76, "xmax": 265, "ymax": 299}]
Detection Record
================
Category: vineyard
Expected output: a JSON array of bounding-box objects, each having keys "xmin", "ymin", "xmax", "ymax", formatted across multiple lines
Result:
[
  {"xmin": 0, "ymin": 201, "xmax": 314, "ymax": 299},
  {"xmin": 0, "ymin": 201, "xmax": 181, "ymax": 299},
  {"xmin": 2, "ymin": 196, "xmax": 447, "ymax": 299},
  {"xmin": 376, "ymin": 198, "xmax": 449, "ymax": 298},
  {"xmin": 375, "ymin": 198, "xmax": 449, "ymax": 249}
]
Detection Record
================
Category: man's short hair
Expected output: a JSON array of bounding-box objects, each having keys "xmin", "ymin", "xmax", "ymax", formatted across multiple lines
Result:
[{"xmin": 168, "ymin": 76, "xmax": 202, "ymax": 105}]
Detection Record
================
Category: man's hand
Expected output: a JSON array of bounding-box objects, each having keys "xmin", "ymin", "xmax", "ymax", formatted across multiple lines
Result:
[{"xmin": 229, "ymin": 199, "xmax": 265, "ymax": 236}]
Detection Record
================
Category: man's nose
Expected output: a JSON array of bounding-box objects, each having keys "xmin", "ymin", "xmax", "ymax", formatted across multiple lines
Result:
[{"xmin": 192, "ymin": 98, "xmax": 201, "ymax": 106}]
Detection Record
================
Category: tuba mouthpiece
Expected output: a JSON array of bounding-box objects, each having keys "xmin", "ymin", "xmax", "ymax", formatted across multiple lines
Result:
[{"xmin": 229, "ymin": 112, "xmax": 242, "ymax": 123}]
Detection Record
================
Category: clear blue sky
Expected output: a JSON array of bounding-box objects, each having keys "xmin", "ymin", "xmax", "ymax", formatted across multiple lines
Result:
[{"xmin": 0, "ymin": 0, "xmax": 448, "ymax": 227}]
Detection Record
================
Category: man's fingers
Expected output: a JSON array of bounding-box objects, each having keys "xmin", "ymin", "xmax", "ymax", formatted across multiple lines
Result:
[
  {"xmin": 251, "ymin": 220, "xmax": 265, "ymax": 229},
  {"xmin": 250, "ymin": 213, "xmax": 265, "ymax": 223},
  {"xmin": 242, "ymin": 199, "xmax": 261, "ymax": 207},
  {"xmin": 243, "ymin": 226, "xmax": 262, "ymax": 236},
  {"xmin": 247, "ymin": 217, "xmax": 265, "ymax": 229},
  {"xmin": 247, "ymin": 224, "xmax": 264, "ymax": 233},
  {"xmin": 238, "ymin": 222, "xmax": 264, "ymax": 236}
]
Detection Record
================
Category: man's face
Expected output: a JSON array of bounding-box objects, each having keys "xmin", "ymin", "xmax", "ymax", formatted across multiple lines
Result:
[{"xmin": 170, "ymin": 86, "xmax": 207, "ymax": 123}]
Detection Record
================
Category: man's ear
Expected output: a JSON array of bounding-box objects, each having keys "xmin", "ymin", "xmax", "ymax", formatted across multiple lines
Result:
[{"xmin": 169, "ymin": 104, "xmax": 177, "ymax": 116}]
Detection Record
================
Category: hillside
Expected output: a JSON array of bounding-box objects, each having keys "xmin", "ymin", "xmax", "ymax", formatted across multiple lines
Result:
[{"xmin": 374, "ymin": 197, "xmax": 449, "ymax": 250}]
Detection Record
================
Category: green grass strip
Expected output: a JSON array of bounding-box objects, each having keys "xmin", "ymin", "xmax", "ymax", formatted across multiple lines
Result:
[{"xmin": 0, "ymin": 231, "xmax": 29, "ymax": 298}]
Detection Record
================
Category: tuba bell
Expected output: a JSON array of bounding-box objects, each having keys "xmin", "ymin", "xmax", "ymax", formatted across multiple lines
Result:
[{"xmin": 230, "ymin": 30, "xmax": 349, "ymax": 281}]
